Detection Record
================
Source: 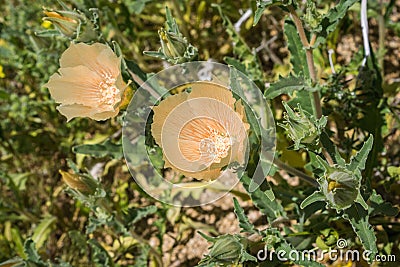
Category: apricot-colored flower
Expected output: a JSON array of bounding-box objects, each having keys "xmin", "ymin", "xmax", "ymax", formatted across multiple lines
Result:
[
  {"xmin": 151, "ymin": 82, "xmax": 249, "ymax": 180},
  {"xmin": 44, "ymin": 42, "xmax": 127, "ymax": 121}
]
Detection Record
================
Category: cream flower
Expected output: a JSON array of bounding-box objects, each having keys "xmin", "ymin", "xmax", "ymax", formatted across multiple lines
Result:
[
  {"xmin": 44, "ymin": 42, "xmax": 127, "ymax": 121},
  {"xmin": 151, "ymin": 82, "xmax": 249, "ymax": 180}
]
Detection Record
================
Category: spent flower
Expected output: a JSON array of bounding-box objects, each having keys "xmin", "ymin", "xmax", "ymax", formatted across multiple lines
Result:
[{"xmin": 44, "ymin": 42, "xmax": 127, "ymax": 121}]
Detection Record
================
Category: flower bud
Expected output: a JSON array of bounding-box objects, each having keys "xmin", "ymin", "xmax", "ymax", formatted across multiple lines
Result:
[
  {"xmin": 320, "ymin": 168, "xmax": 359, "ymax": 210},
  {"xmin": 158, "ymin": 28, "xmax": 197, "ymax": 64},
  {"xmin": 42, "ymin": 9, "xmax": 96, "ymax": 41},
  {"xmin": 208, "ymin": 235, "xmax": 243, "ymax": 263},
  {"xmin": 60, "ymin": 170, "xmax": 98, "ymax": 195},
  {"xmin": 279, "ymin": 102, "xmax": 326, "ymax": 149}
]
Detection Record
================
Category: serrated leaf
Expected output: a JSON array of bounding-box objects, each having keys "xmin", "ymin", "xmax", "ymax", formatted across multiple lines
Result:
[
  {"xmin": 124, "ymin": 205, "xmax": 157, "ymax": 226},
  {"xmin": 213, "ymin": 4, "xmax": 264, "ymax": 83},
  {"xmin": 240, "ymin": 173, "xmax": 286, "ymax": 223},
  {"xmin": 343, "ymin": 204, "xmax": 377, "ymax": 262},
  {"xmin": 32, "ymin": 215, "xmax": 56, "ymax": 250},
  {"xmin": 300, "ymin": 191, "xmax": 325, "ymax": 209},
  {"xmin": 284, "ymin": 21, "xmax": 310, "ymax": 78},
  {"xmin": 72, "ymin": 139, "xmax": 122, "ymax": 159},
  {"xmin": 88, "ymin": 239, "xmax": 114, "ymax": 267},
  {"xmin": 265, "ymin": 75, "xmax": 309, "ymax": 99},
  {"xmin": 23, "ymin": 239, "xmax": 46, "ymax": 266},
  {"xmin": 368, "ymin": 190, "xmax": 399, "ymax": 217},
  {"xmin": 347, "ymin": 135, "xmax": 373, "ymax": 172},
  {"xmin": 253, "ymin": 0, "xmax": 284, "ymax": 26},
  {"xmin": 233, "ymin": 198, "xmax": 257, "ymax": 234},
  {"xmin": 133, "ymin": 244, "xmax": 150, "ymax": 267},
  {"xmin": 313, "ymin": 0, "xmax": 358, "ymax": 47}
]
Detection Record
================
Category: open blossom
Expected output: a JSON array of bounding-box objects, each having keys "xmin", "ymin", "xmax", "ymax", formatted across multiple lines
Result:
[
  {"xmin": 44, "ymin": 42, "xmax": 127, "ymax": 121},
  {"xmin": 151, "ymin": 82, "xmax": 249, "ymax": 180}
]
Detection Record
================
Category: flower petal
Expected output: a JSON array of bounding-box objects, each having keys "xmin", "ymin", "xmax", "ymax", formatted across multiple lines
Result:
[
  {"xmin": 57, "ymin": 104, "xmax": 118, "ymax": 122},
  {"xmin": 45, "ymin": 65, "xmax": 103, "ymax": 106},
  {"xmin": 151, "ymin": 91, "xmax": 188, "ymax": 146},
  {"xmin": 60, "ymin": 43, "xmax": 114, "ymax": 72}
]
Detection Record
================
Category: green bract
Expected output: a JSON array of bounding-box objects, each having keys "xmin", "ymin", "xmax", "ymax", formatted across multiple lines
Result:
[
  {"xmin": 144, "ymin": 7, "xmax": 198, "ymax": 64},
  {"xmin": 279, "ymin": 102, "xmax": 327, "ymax": 150}
]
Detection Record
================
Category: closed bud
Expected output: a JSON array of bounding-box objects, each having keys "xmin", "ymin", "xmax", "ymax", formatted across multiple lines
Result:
[
  {"xmin": 42, "ymin": 9, "xmax": 96, "ymax": 41},
  {"xmin": 279, "ymin": 102, "xmax": 326, "ymax": 149},
  {"xmin": 320, "ymin": 168, "xmax": 359, "ymax": 210},
  {"xmin": 208, "ymin": 235, "xmax": 243, "ymax": 263},
  {"xmin": 60, "ymin": 170, "xmax": 98, "ymax": 195}
]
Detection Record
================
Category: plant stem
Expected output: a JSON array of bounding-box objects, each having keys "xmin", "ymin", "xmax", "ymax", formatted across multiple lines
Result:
[
  {"xmin": 273, "ymin": 158, "xmax": 318, "ymax": 187},
  {"xmin": 288, "ymin": 5, "xmax": 334, "ymax": 166}
]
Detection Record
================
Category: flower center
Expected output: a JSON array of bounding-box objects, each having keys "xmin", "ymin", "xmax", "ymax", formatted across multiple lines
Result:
[
  {"xmin": 199, "ymin": 126, "xmax": 231, "ymax": 163},
  {"xmin": 98, "ymin": 73, "xmax": 120, "ymax": 106}
]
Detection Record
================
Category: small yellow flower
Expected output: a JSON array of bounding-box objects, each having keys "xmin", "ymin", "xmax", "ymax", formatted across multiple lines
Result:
[
  {"xmin": 44, "ymin": 42, "xmax": 127, "ymax": 121},
  {"xmin": 151, "ymin": 82, "xmax": 249, "ymax": 180}
]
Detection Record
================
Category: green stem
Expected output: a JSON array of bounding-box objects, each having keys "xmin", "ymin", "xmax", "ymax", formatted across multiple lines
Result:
[
  {"xmin": 273, "ymin": 158, "xmax": 318, "ymax": 187},
  {"xmin": 288, "ymin": 5, "xmax": 334, "ymax": 166}
]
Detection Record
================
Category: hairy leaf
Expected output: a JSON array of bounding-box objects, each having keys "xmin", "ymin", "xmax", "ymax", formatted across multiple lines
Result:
[
  {"xmin": 368, "ymin": 190, "xmax": 399, "ymax": 217},
  {"xmin": 72, "ymin": 139, "xmax": 122, "ymax": 159},
  {"xmin": 233, "ymin": 198, "xmax": 257, "ymax": 234},
  {"xmin": 124, "ymin": 205, "xmax": 158, "ymax": 226},
  {"xmin": 213, "ymin": 4, "xmax": 264, "ymax": 83},
  {"xmin": 300, "ymin": 191, "xmax": 325, "ymax": 209},
  {"xmin": 284, "ymin": 21, "xmax": 310, "ymax": 78},
  {"xmin": 23, "ymin": 239, "xmax": 46, "ymax": 266},
  {"xmin": 313, "ymin": 0, "xmax": 358, "ymax": 47},
  {"xmin": 347, "ymin": 135, "xmax": 373, "ymax": 172},
  {"xmin": 265, "ymin": 75, "xmax": 310, "ymax": 99},
  {"xmin": 32, "ymin": 215, "xmax": 56, "ymax": 250},
  {"xmin": 240, "ymin": 173, "xmax": 286, "ymax": 223},
  {"xmin": 343, "ymin": 204, "xmax": 377, "ymax": 262}
]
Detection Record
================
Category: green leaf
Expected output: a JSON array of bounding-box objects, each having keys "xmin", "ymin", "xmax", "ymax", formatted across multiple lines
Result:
[
  {"xmin": 264, "ymin": 75, "xmax": 309, "ymax": 99},
  {"xmin": 23, "ymin": 239, "xmax": 46, "ymax": 266},
  {"xmin": 233, "ymin": 198, "xmax": 257, "ymax": 234},
  {"xmin": 284, "ymin": 21, "xmax": 310, "ymax": 78},
  {"xmin": 240, "ymin": 173, "xmax": 286, "ymax": 223},
  {"xmin": 124, "ymin": 205, "xmax": 158, "ymax": 226},
  {"xmin": 313, "ymin": 0, "xmax": 358, "ymax": 47},
  {"xmin": 72, "ymin": 139, "xmax": 122, "ymax": 159},
  {"xmin": 124, "ymin": 0, "xmax": 151, "ymax": 15},
  {"xmin": 125, "ymin": 59, "xmax": 148, "ymax": 84},
  {"xmin": 0, "ymin": 257, "xmax": 24, "ymax": 267},
  {"xmin": 368, "ymin": 190, "xmax": 399, "ymax": 217},
  {"xmin": 253, "ymin": 0, "xmax": 286, "ymax": 26},
  {"xmin": 0, "ymin": 89, "xmax": 10, "ymax": 100},
  {"xmin": 343, "ymin": 204, "xmax": 377, "ymax": 263},
  {"xmin": 212, "ymin": 4, "xmax": 264, "ymax": 83},
  {"xmin": 32, "ymin": 215, "xmax": 57, "ymax": 250},
  {"xmin": 347, "ymin": 135, "xmax": 373, "ymax": 172},
  {"xmin": 300, "ymin": 191, "xmax": 325, "ymax": 209},
  {"xmin": 262, "ymin": 228, "xmax": 324, "ymax": 267},
  {"xmin": 88, "ymin": 239, "xmax": 114, "ymax": 267}
]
